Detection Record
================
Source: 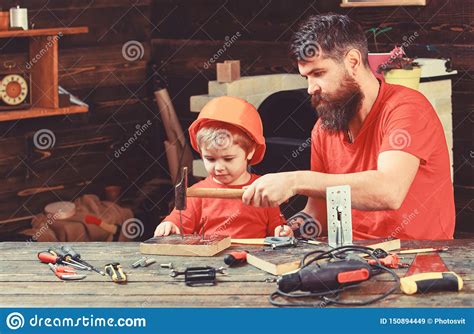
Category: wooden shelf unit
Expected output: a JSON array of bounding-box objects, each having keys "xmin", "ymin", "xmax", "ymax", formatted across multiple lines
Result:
[{"xmin": 0, "ymin": 27, "xmax": 89, "ymax": 122}]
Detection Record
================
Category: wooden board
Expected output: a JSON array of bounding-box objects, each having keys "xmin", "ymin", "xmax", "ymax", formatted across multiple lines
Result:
[
  {"xmin": 247, "ymin": 243, "xmax": 331, "ymax": 276},
  {"xmin": 140, "ymin": 235, "xmax": 231, "ymax": 257},
  {"xmin": 0, "ymin": 27, "xmax": 88, "ymax": 38},
  {"xmin": 247, "ymin": 239, "xmax": 401, "ymax": 275}
]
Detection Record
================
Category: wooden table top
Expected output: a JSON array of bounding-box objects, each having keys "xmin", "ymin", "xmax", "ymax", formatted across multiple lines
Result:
[{"xmin": 0, "ymin": 239, "xmax": 472, "ymax": 307}]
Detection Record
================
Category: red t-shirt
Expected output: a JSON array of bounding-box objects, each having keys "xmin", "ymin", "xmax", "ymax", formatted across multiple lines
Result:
[
  {"xmin": 311, "ymin": 80, "xmax": 455, "ymax": 240},
  {"xmin": 163, "ymin": 174, "xmax": 285, "ymax": 238}
]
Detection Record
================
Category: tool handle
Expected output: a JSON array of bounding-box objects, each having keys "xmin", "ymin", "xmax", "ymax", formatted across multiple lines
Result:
[
  {"xmin": 38, "ymin": 252, "xmax": 58, "ymax": 264},
  {"xmin": 187, "ymin": 188, "xmax": 244, "ymax": 199},
  {"xmin": 224, "ymin": 251, "xmax": 248, "ymax": 267},
  {"xmin": 400, "ymin": 272, "xmax": 463, "ymax": 295}
]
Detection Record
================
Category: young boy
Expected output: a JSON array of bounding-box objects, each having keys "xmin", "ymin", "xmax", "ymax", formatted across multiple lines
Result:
[{"xmin": 154, "ymin": 96, "xmax": 288, "ymax": 238}]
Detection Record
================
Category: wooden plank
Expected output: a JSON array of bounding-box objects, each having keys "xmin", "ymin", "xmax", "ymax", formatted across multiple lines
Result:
[
  {"xmin": 232, "ymin": 238, "xmax": 266, "ymax": 245},
  {"xmin": 0, "ymin": 27, "xmax": 88, "ymax": 38},
  {"xmin": 0, "ymin": 105, "xmax": 87, "ymax": 122},
  {"xmin": 0, "ymin": 295, "xmax": 275, "ymax": 308},
  {"xmin": 149, "ymin": 0, "xmax": 473, "ymax": 44},
  {"xmin": 29, "ymin": 35, "xmax": 59, "ymax": 109},
  {"xmin": 140, "ymin": 235, "xmax": 232, "ymax": 256},
  {"xmin": 247, "ymin": 239, "xmax": 401, "ymax": 275},
  {"xmin": 1, "ymin": 292, "xmax": 471, "ymax": 308}
]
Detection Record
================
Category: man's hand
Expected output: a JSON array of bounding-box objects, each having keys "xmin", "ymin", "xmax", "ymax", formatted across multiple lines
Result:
[
  {"xmin": 242, "ymin": 173, "xmax": 295, "ymax": 207},
  {"xmin": 154, "ymin": 221, "xmax": 181, "ymax": 237}
]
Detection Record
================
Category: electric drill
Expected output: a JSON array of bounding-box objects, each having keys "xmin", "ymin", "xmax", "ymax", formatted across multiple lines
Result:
[{"xmin": 277, "ymin": 258, "xmax": 374, "ymax": 293}]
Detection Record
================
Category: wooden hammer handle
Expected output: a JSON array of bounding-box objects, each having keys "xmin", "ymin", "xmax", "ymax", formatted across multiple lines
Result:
[{"xmin": 187, "ymin": 188, "xmax": 244, "ymax": 199}]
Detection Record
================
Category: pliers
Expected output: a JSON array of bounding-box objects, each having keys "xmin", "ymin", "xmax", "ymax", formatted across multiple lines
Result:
[{"xmin": 48, "ymin": 263, "xmax": 87, "ymax": 280}]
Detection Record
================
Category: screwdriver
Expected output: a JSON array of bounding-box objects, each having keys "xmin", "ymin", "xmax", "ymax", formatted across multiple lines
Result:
[
  {"xmin": 53, "ymin": 246, "xmax": 90, "ymax": 270},
  {"xmin": 37, "ymin": 251, "xmax": 90, "ymax": 270},
  {"xmin": 60, "ymin": 246, "xmax": 105, "ymax": 276}
]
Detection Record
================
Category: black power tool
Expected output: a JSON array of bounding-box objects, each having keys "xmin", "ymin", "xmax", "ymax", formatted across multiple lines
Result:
[
  {"xmin": 278, "ymin": 258, "xmax": 373, "ymax": 293},
  {"xmin": 270, "ymin": 245, "xmax": 400, "ymax": 307}
]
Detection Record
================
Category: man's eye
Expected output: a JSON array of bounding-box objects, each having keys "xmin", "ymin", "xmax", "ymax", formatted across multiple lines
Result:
[
  {"xmin": 206, "ymin": 158, "xmax": 215, "ymax": 162},
  {"xmin": 224, "ymin": 158, "xmax": 234, "ymax": 162}
]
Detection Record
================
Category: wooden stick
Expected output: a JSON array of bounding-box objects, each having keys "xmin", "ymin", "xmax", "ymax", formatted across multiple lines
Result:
[
  {"xmin": 231, "ymin": 238, "xmax": 266, "ymax": 245},
  {"xmin": 0, "ymin": 215, "xmax": 35, "ymax": 225},
  {"xmin": 187, "ymin": 188, "xmax": 244, "ymax": 199},
  {"xmin": 398, "ymin": 247, "xmax": 448, "ymax": 255}
]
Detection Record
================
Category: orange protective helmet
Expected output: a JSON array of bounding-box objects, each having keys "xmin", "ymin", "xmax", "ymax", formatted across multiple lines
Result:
[{"xmin": 188, "ymin": 96, "xmax": 266, "ymax": 165}]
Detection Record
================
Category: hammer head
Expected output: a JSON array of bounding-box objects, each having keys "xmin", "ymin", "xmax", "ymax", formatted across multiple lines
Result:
[{"xmin": 175, "ymin": 167, "xmax": 188, "ymax": 210}]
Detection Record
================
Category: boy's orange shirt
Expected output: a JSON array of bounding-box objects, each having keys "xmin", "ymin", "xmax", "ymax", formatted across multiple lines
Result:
[{"xmin": 164, "ymin": 174, "xmax": 285, "ymax": 238}]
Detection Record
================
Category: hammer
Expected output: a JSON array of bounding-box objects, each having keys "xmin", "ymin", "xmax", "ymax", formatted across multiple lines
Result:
[{"xmin": 174, "ymin": 167, "xmax": 245, "ymax": 235}]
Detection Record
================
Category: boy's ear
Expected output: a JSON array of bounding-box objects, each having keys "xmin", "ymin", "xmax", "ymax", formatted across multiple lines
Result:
[{"xmin": 246, "ymin": 147, "xmax": 256, "ymax": 161}]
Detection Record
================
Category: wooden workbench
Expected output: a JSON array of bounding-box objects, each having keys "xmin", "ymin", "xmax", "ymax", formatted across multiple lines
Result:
[{"xmin": 0, "ymin": 240, "xmax": 472, "ymax": 307}]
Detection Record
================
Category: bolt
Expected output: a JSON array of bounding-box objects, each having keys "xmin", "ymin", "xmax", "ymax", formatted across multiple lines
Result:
[{"xmin": 160, "ymin": 262, "xmax": 173, "ymax": 269}]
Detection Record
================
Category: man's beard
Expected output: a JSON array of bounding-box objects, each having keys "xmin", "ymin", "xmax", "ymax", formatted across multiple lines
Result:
[{"xmin": 311, "ymin": 74, "xmax": 364, "ymax": 133}]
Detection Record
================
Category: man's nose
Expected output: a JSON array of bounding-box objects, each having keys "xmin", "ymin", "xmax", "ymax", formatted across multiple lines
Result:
[{"xmin": 307, "ymin": 79, "xmax": 321, "ymax": 95}]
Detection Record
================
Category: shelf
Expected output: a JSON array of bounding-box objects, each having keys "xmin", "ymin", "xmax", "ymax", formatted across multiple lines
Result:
[
  {"xmin": 0, "ymin": 105, "xmax": 88, "ymax": 122},
  {"xmin": 0, "ymin": 27, "xmax": 88, "ymax": 39}
]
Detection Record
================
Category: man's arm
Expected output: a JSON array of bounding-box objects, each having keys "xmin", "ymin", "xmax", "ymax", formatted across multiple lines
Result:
[{"xmin": 242, "ymin": 150, "xmax": 420, "ymax": 210}]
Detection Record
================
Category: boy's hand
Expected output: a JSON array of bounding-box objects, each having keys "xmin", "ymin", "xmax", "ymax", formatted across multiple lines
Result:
[
  {"xmin": 154, "ymin": 221, "xmax": 181, "ymax": 237},
  {"xmin": 274, "ymin": 225, "xmax": 294, "ymax": 237}
]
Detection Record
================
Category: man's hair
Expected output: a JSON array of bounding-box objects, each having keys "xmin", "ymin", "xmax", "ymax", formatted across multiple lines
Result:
[
  {"xmin": 289, "ymin": 14, "xmax": 369, "ymax": 66},
  {"xmin": 196, "ymin": 121, "xmax": 255, "ymax": 155}
]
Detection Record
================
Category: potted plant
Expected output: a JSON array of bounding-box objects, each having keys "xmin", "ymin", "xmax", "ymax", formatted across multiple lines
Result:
[
  {"xmin": 378, "ymin": 46, "xmax": 422, "ymax": 90},
  {"xmin": 366, "ymin": 26, "xmax": 393, "ymax": 79}
]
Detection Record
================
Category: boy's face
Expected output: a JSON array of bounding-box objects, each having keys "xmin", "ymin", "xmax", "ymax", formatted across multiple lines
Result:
[{"xmin": 201, "ymin": 143, "xmax": 253, "ymax": 185}]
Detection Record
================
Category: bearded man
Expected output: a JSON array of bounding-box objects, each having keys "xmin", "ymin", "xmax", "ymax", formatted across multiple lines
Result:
[{"xmin": 242, "ymin": 14, "xmax": 455, "ymax": 240}]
